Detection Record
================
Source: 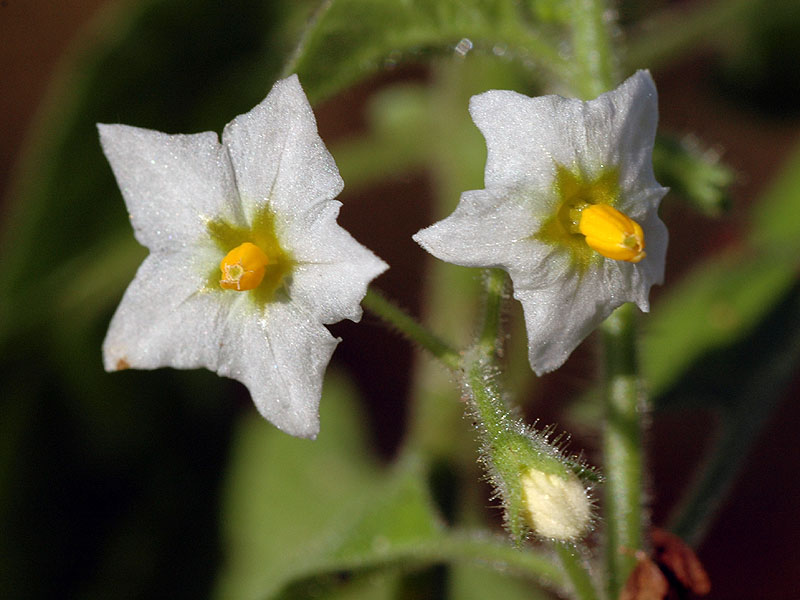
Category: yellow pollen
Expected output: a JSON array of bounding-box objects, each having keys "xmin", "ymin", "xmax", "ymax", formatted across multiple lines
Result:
[
  {"xmin": 578, "ymin": 204, "xmax": 646, "ymax": 263},
  {"xmin": 219, "ymin": 242, "xmax": 269, "ymax": 291}
]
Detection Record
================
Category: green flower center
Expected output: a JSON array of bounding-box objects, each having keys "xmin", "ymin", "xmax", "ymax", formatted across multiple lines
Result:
[{"xmin": 535, "ymin": 164, "xmax": 620, "ymax": 271}]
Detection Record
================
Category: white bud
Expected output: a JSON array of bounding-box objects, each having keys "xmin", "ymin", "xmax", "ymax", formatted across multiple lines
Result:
[{"xmin": 520, "ymin": 468, "xmax": 591, "ymax": 540}]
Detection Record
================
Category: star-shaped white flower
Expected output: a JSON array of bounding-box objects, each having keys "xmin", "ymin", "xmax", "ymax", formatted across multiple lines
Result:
[
  {"xmin": 99, "ymin": 75, "xmax": 387, "ymax": 438},
  {"xmin": 414, "ymin": 71, "xmax": 668, "ymax": 374}
]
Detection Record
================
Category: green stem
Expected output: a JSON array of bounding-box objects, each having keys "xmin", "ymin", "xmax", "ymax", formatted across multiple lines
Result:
[
  {"xmin": 555, "ymin": 543, "xmax": 600, "ymax": 600},
  {"xmin": 567, "ymin": 3, "xmax": 646, "ymax": 595},
  {"xmin": 362, "ymin": 288, "xmax": 461, "ymax": 370},
  {"xmin": 467, "ymin": 272, "xmax": 601, "ymax": 596},
  {"xmin": 469, "ymin": 268, "xmax": 511, "ymax": 440},
  {"xmin": 601, "ymin": 303, "xmax": 644, "ymax": 598},
  {"xmin": 569, "ymin": 0, "xmax": 617, "ymax": 97},
  {"xmin": 477, "ymin": 269, "xmax": 507, "ymax": 358}
]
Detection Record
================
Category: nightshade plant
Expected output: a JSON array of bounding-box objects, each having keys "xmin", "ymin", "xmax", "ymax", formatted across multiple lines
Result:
[{"xmin": 4, "ymin": 1, "xmax": 798, "ymax": 599}]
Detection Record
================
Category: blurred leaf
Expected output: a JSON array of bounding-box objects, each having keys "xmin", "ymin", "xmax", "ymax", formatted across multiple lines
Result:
[
  {"xmin": 449, "ymin": 562, "xmax": 555, "ymax": 600},
  {"xmin": 286, "ymin": 0, "xmax": 569, "ymax": 103},
  {"xmin": 666, "ymin": 282, "xmax": 800, "ymax": 545},
  {"xmin": 276, "ymin": 569, "xmax": 403, "ymax": 600},
  {"xmin": 217, "ymin": 375, "xmax": 458, "ymax": 600},
  {"xmin": 215, "ymin": 373, "xmax": 382, "ymax": 600},
  {"xmin": 625, "ymin": 0, "xmax": 754, "ymax": 71},
  {"xmin": 0, "ymin": 0, "xmax": 312, "ymax": 347},
  {"xmin": 642, "ymin": 251, "xmax": 795, "ymax": 397},
  {"xmin": 751, "ymin": 142, "xmax": 800, "ymax": 250},
  {"xmin": 644, "ymin": 138, "xmax": 800, "ymax": 398},
  {"xmin": 216, "ymin": 375, "xmax": 564, "ymax": 599}
]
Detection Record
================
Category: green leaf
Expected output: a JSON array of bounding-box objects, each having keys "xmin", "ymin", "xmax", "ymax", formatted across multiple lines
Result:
[
  {"xmin": 642, "ymin": 250, "xmax": 795, "ymax": 398},
  {"xmin": 751, "ymin": 142, "xmax": 800, "ymax": 250},
  {"xmin": 215, "ymin": 373, "xmax": 382, "ymax": 600},
  {"xmin": 449, "ymin": 562, "xmax": 555, "ymax": 600},
  {"xmin": 666, "ymin": 282, "xmax": 800, "ymax": 545},
  {"xmin": 644, "ymin": 138, "xmax": 800, "ymax": 398},
  {"xmin": 624, "ymin": 0, "xmax": 755, "ymax": 71},
  {"xmin": 216, "ymin": 372, "xmax": 564, "ymax": 599},
  {"xmin": 286, "ymin": 0, "xmax": 569, "ymax": 103}
]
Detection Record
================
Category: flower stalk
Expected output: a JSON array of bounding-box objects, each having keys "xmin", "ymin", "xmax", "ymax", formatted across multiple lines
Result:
[
  {"xmin": 464, "ymin": 271, "xmax": 596, "ymax": 551},
  {"xmin": 362, "ymin": 288, "xmax": 461, "ymax": 370},
  {"xmin": 564, "ymin": 2, "xmax": 651, "ymax": 595},
  {"xmin": 477, "ymin": 269, "xmax": 507, "ymax": 358},
  {"xmin": 601, "ymin": 302, "xmax": 644, "ymax": 597},
  {"xmin": 570, "ymin": 0, "xmax": 617, "ymax": 98},
  {"xmin": 555, "ymin": 543, "xmax": 601, "ymax": 600}
]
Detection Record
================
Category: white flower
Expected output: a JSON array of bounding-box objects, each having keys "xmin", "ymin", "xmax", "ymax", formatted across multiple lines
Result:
[
  {"xmin": 99, "ymin": 75, "xmax": 387, "ymax": 438},
  {"xmin": 414, "ymin": 71, "xmax": 668, "ymax": 374}
]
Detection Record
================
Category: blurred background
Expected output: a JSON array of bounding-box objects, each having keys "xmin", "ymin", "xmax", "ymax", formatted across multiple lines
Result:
[{"xmin": 2, "ymin": 0, "xmax": 800, "ymax": 598}]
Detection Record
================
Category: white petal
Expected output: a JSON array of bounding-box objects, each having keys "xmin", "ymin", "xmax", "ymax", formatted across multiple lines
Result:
[
  {"xmin": 217, "ymin": 300, "xmax": 340, "ymax": 439},
  {"xmin": 511, "ymin": 240, "xmax": 667, "ymax": 375},
  {"xmin": 470, "ymin": 71, "xmax": 661, "ymax": 196},
  {"xmin": 222, "ymin": 75, "xmax": 343, "ymax": 227},
  {"xmin": 469, "ymin": 90, "xmax": 581, "ymax": 192},
  {"xmin": 413, "ymin": 188, "xmax": 542, "ymax": 268},
  {"xmin": 102, "ymin": 248, "xmax": 228, "ymax": 372},
  {"xmin": 288, "ymin": 201, "xmax": 388, "ymax": 323},
  {"xmin": 512, "ymin": 265, "xmax": 610, "ymax": 375},
  {"xmin": 104, "ymin": 247, "xmax": 338, "ymax": 438},
  {"xmin": 631, "ymin": 207, "xmax": 669, "ymax": 302},
  {"xmin": 582, "ymin": 71, "xmax": 662, "ymax": 204},
  {"xmin": 98, "ymin": 124, "xmax": 243, "ymax": 250}
]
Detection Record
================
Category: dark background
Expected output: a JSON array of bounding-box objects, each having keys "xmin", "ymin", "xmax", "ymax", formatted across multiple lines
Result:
[{"xmin": 2, "ymin": 1, "xmax": 800, "ymax": 598}]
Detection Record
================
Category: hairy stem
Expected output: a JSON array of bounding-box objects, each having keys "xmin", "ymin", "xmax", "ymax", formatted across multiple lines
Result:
[
  {"xmin": 362, "ymin": 287, "xmax": 461, "ymax": 370},
  {"xmin": 601, "ymin": 303, "xmax": 644, "ymax": 597}
]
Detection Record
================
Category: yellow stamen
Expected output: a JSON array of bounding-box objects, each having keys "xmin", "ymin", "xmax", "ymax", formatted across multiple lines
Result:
[
  {"xmin": 219, "ymin": 242, "xmax": 269, "ymax": 291},
  {"xmin": 578, "ymin": 204, "xmax": 646, "ymax": 263}
]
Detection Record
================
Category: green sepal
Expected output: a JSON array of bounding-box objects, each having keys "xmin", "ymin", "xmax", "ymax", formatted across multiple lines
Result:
[{"xmin": 653, "ymin": 133, "xmax": 735, "ymax": 217}]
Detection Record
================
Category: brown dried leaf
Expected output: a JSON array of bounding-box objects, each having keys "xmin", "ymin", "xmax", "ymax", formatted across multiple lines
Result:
[
  {"xmin": 620, "ymin": 553, "xmax": 669, "ymax": 600},
  {"xmin": 652, "ymin": 527, "xmax": 711, "ymax": 595}
]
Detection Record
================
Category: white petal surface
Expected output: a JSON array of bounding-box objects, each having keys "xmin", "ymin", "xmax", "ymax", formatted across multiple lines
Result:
[
  {"xmin": 103, "ymin": 248, "xmax": 229, "ymax": 372},
  {"xmin": 513, "ymin": 266, "xmax": 609, "ymax": 375},
  {"xmin": 222, "ymin": 75, "xmax": 343, "ymax": 228},
  {"xmin": 470, "ymin": 91, "xmax": 579, "ymax": 192},
  {"xmin": 471, "ymin": 71, "xmax": 660, "ymax": 192},
  {"xmin": 98, "ymin": 124, "xmax": 243, "ymax": 250},
  {"xmin": 587, "ymin": 71, "xmax": 661, "ymax": 203},
  {"xmin": 413, "ymin": 188, "xmax": 542, "ymax": 268},
  {"xmin": 101, "ymin": 75, "xmax": 387, "ymax": 438},
  {"xmin": 217, "ymin": 300, "xmax": 340, "ymax": 439},
  {"xmin": 287, "ymin": 201, "xmax": 388, "ymax": 323},
  {"xmin": 103, "ymin": 247, "xmax": 340, "ymax": 439}
]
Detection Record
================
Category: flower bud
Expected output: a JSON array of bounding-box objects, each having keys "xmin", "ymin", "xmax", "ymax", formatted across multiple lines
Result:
[{"xmin": 520, "ymin": 468, "xmax": 591, "ymax": 540}]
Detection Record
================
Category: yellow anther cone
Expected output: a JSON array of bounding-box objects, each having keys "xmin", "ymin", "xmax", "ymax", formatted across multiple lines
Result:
[
  {"xmin": 578, "ymin": 204, "xmax": 646, "ymax": 263},
  {"xmin": 220, "ymin": 242, "xmax": 269, "ymax": 291}
]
